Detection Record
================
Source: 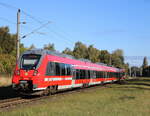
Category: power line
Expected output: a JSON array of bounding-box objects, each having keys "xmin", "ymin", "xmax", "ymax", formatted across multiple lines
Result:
[
  {"xmin": 21, "ymin": 11, "xmax": 43, "ymax": 24},
  {"xmin": 0, "ymin": 17, "xmax": 16, "ymax": 25},
  {"xmin": 0, "ymin": 2, "xmax": 18, "ymax": 10},
  {"xmin": 51, "ymin": 23, "xmax": 75, "ymax": 43},
  {"xmin": 52, "ymin": 23, "xmax": 93, "ymax": 45},
  {"xmin": 48, "ymin": 29, "xmax": 74, "ymax": 46},
  {"xmin": 0, "ymin": 2, "xmax": 75, "ymax": 46},
  {"xmin": 125, "ymin": 56, "xmax": 150, "ymax": 60},
  {"xmin": 21, "ymin": 12, "xmax": 75, "ymax": 45},
  {"xmin": 21, "ymin": 21, "xmax": 51, "ymax": 39}
]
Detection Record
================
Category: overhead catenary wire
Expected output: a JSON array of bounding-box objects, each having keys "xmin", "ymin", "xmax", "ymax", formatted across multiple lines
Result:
[
  {"xmin": 21, "ymin": 21, "xmax": 51, "ymax": 39},
  {"xmin": 21, "ymin": 11, "xmax": 43, "ymax": 24},
  {"xmin": 21, "ymin": 11, "xmax": 74, "ymax": 45},
  {"xmin": 0, "ymin": 2, "xmax": 149, "ymax": 67},
  {"xmin": 0, "ymin": 2, "xmax": 18, "ymax": 10},
  {"xmin": 0, "ymin": 2, "xmax": 76, "ymax": 46},
  {"xmin": 0, "ymin": 2, "xmax": 73, "ymax": 45},
  {"xmin": 0, "ymin": 17, "xmax": 16, "ymax": 25}
]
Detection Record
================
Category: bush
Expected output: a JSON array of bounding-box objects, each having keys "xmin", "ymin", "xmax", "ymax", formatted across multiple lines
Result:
[{"xmin": 0, "ymin": 54, "xmax": 16, "ymax": 74}]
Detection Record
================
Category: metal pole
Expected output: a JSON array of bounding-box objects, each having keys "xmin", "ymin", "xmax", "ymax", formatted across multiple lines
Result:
[{"xmin": 16, "ymin": 9, "xmax": 20, "ymax": 60}]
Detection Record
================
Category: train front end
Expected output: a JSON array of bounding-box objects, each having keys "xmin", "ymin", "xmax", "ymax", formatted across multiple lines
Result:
[{"xmin": 12, "ymin": 50, "xmax": 46, "ymax": 94}]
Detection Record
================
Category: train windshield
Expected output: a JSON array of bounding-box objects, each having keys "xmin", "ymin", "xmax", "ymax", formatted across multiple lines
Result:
[{"xmin": 21, "ymin": 54, "xmax": 41, "ymax": 70}]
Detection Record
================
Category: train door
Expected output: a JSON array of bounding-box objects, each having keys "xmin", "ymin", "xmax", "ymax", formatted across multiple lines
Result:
[
  {"xmin": 104, "ymin": 72, "xmax": 107, "ymax": 83},
  {"xmin": 71, "ymin": 69, "xmax": 76, "ymax": 88}
]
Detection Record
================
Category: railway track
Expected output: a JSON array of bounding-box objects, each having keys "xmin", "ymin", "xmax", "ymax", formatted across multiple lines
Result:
[
  {"xmin": 0, "ymin": 97, "xmax": 29, "ymax": 109},
  {"xmin": 0, "ymin": 97, "xmax": 21, "ymax": 104},
  {"xmin": 0, "ymin": 84, "xmax": 111, "ymax": 111},
  {"xmin": 0, "ymin": 95, "xmax": 47, "ymax": 111}
]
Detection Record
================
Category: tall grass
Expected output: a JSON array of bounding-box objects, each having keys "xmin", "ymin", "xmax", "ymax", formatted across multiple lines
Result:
[
  {"xmin": 0, "ymin": 75, "xmax": 12, "ymax": 86},
  {"xmin": 0, "ymin": 77, "xmax": 150, "ymax": 116}
]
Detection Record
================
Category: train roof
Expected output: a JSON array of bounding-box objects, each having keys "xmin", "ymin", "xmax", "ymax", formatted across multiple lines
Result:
[
  {"xmin": 23, "ymin": 49, "xmax": 75, "ymax": 59},
  {"xmin": 22, "ymin": 49, "xmax": 124, "ymax": 72}
]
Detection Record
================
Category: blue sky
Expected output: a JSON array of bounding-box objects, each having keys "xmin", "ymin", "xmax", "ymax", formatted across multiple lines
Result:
[{"xmin": 0, "ymin": 0, "xmax": 149, "ymax": 66}]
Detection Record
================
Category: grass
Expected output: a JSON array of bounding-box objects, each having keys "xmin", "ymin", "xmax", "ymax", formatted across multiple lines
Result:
[
  {"xmin": 0, "ymin": 77, "xmax": 150, "ymax": 116},
  {"xmin": 0, "ymin": 75, "xmax": 12, "ymax": 86}
]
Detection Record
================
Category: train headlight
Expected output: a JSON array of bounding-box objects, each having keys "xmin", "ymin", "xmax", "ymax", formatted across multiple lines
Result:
[
  {"xmin": 33, "ymin": 70, "xmax": 38, "ymax": 76},
  {"xmin": 15, "ymin": 70, "xmax": 20, "ymax": 76}
]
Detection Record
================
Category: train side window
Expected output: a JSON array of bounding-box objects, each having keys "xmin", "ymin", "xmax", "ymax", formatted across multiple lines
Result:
[
  {"xmin": 110, "ymin": 72, "xmax": 112, "ymax": 77},
  {"xmin": 80, "ymin": 70, "xmax": 84, "ymax": 79},
  {"xmin": 111, "ymin": 72, "xmax": 113, "ymax": 77},
  {"xmin": 108, "ymin": 72, "xmax": 110, "ymax": 78},
  {"xmin": 76, "ymin": 69, "xmax": 80, "ymax": 79},
  {"xmin": 45, "ymin": 62, "xmax": 55, "ymax": 76},
  {"xmin": 113, "ymin": 73, "xmax": 115, "ymax": 78},
  {"xmin": 72, "ymin": 69, "xmax": 76, "ymax": 79},
  {"xmin": 101, "ymin": 72, "xmax": 103, "ymax": 78},
  {"xmin": 101, "ymin": 71, "xmax": 104, "ymax": 78},
  {"xmin": 99, "ymin": 71, "xmax": 101, "ymax": 78},
  {"xmin": 93, "ymin": 71, "xmax": 96, "ymax": 78},
  {"xmin": 113, "ymin": 72, "xmax": 115, "ymax": 77},
  {"xmin": 82, "ymin": 70, "xmax": 86, "ymax": 79},
  {"xmin": 117, "ymin": 73, "xmax": 119, "ymax": 78},
  {"xmin": 96, "ymin": 71, "xmax": 98, "ymax": 78},
  {"xmin": 55, "ymin": 62, "xmax": 61, "ymax": 76},
  {"xmin": 97, "ymin": 71, "xmax": 101, "ymax": 78},
  {"xmin": 103, "ymin": 72, "xmax": 106, "ymax": 78},
  {"xmin": 116, "ymin": 73, "xmax": 118, "ymax": 78},
  {"xmin": 87, "ymin": 70, "xmax": 90, "ymax": 79},
  {"xmin": 89, "ymin": 70, "xmax": 91, "ymax": 79},
  {"xmin": 96, "ymin": 71, "xmax": 99, "ymax": 78},
  {"xmin": 60, "ymin": 63, "xmax": 66, "ymax": 76},
  {"xmin": 104, "ymin": 72, "xmax": 106, "ymax": 78},
  {"xmin": 115, "ymin": 73, "xmax": 117, "ymax": 78},
  {"xmin": 99, "ymin": 71, "xmax": 102, "ymax": 78},
  {"xmin": 90, "ymin": 70, "xmax": 93, "ymax": 78},
  {"xmin": 105, "ymin": 72, "xmax": 108, "ymax": 78},
  {"xmin": 66, "ymin": 64, "xmax": 71, "ymax": 75},
  {"xmin": 85, "ymin": 70, "xmax": 88, "ymax": 79},
  {"xmin": 80, "ymin": 70, "xmax": 82, "ymax": 79}
]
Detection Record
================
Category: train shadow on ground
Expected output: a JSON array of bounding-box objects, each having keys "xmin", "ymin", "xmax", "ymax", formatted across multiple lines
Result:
[{"xmin": 0, "ymin": 85, "xmax": 20, "ymax": 100}]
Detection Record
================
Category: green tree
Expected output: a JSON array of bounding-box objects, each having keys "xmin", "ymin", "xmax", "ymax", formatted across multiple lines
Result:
[
  {"xmin": 0, "ymin": 54, "xmax": 16, "ymax": 74},
  {"xmin": 142, "ymin": 57, "xmax": 148, "ymax": 68},
  {"xmin": 99, "ymin": 50, "xmax": 110, "ymax": 64},
  {"xmin": 44, "ymin": 43, "xmax": 55, "ymax": 51},
  {"xmin": 73, "ymin": 41, "xmax": 88, "ymax": 59},
  {"xmin": 11, "ymin": 43, "xmax": 27, "ymax": 56},
  {"xmin": 28, "ymin": 44, "xmax": 36, "ymax": 50},
  {"xmin": 0, "ymin": 27, "xmax": 16, "ymax": 54},
  {"xmin": 87, "ymin": 45, "xmax": 100, "ymax": 63},
  {"xmin": 0, "ymin": 26, "xmax": 27, "ymax": 75},
  {"xmin": 0, "ymin": 47, "xmax": 2, "ymax": 54},
  {"xmin": 62, "ymin": 48, "xmax": 73, "ymax": 55},
  {"xmin": 142, "ymin": 57, "xmax": 149, "ymax": 76},
  {"xmin": 111, "ymin": 49, "xmax": 124, "ymax": 68}
]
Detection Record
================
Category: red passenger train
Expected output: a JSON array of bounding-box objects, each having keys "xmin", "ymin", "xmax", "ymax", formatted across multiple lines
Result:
[{"xmin": 12, "ymin": 49, "xmax": 125, "ymax": 95}]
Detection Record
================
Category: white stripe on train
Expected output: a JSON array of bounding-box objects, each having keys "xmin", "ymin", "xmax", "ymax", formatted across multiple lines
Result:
[
  {"xmin": 34, "ymin": 79, "xmax": 117, "ymax": 91},
  {"xmin": 44, "ymin": 77, "xmax": 72, "ymax": 81}
]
